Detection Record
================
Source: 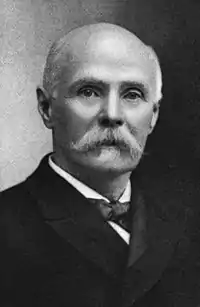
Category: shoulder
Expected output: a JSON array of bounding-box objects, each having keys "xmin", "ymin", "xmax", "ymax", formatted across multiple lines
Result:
[
  {"xmin": 0, "ymin": 181, "xmax": 30, "ymax": 213},
  {"xmin": 1, "ymin": 180, "xmax": 28, "ymax": 199},
  {"xmin": 134, "ymin": 163, "xmax": 200, "ymax": 300},
  {"xmin": 132, "ymin": 163, "xmax": 200, "ymax": 249},
  {"xmin": 0, "ymin": 177, "xmax": 39, "ymax": 234},
  {"xmin": 134, "ymin": 161, "xmax": 199, "ymax": 214},
  {"xmin": 0, "ymin": 154, "xmax": 50, "ymax": 215}
]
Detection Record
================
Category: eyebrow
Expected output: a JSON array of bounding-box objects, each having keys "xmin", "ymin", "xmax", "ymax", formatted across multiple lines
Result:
[
  {"xmin": 68, "ymin": 77, "xmax": 150, "ymax": 94},
  {"xmin": 68, "ymin": 78, "xmax": 107, "ymax": 89}
]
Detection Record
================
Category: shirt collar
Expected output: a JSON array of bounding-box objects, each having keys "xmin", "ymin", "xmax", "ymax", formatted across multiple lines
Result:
[{"xmin": 49, "ymin": 155, "xmax": 131, "ymax": 202}]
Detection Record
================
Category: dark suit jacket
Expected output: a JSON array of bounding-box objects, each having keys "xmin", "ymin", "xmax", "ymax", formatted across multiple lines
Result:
[{"xmin": 0, "ymin": 154, "xmax": 199, "ymax": 307}]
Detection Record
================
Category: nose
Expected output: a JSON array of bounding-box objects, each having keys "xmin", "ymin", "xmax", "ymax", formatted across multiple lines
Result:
[{"xmin": 98, "ymin": 90, "xmax": 124, "ymax": 128}]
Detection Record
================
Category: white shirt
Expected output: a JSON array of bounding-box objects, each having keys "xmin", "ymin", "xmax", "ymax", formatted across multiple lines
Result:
[{"xmin": 49, "ymin": 156, "xmax": 131, "ymax": 244}]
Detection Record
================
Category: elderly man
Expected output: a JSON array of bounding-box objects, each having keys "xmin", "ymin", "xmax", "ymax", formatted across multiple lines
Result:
[{"xmin": 0, "ymin": 23, "xmax": 199, "ymax": 307}]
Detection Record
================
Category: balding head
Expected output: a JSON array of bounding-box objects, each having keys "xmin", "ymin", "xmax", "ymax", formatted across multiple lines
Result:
[
  {"xmin": 42, "ymin": 23, "xmax": 162, "ymax": 103},
  {"xmin": 37, "ymin": 22, "xmax": 163, "ymax": 179}
]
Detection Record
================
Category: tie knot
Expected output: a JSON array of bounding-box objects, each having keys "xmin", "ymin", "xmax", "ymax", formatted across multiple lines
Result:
[
  {"xmin": 88, "ymin": 198, "xmax": 131, "ymax": 232},
  {"xmin": 106, "ymin": 200, "xmax": 130, "ymax": 217}
]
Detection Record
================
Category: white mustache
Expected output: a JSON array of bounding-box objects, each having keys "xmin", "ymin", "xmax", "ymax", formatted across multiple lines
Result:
[{"xmin": 71, "ymin": 125, "xmax": 143, "ymax": 158}]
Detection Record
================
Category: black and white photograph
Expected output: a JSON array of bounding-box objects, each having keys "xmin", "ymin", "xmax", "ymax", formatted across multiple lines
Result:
[{"xmin": 0, "ymin": 1, "xmax": 200, "ymax": 306}]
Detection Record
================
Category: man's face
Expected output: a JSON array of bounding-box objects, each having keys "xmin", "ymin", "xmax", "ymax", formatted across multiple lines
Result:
[{"xmin": 49, "ymin": 37, "xmax": 159, "ymax": 174}]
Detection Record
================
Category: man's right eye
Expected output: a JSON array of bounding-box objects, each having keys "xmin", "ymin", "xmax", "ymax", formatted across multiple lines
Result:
[{"xmin": 78, "ymin": 87, "xmax": 99, "ymax": 98}]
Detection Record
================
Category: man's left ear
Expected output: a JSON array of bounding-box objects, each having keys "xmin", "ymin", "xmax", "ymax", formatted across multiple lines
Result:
[{"xmin": 149, "ymin": 103, "xmax": 160, "ymax": 134}]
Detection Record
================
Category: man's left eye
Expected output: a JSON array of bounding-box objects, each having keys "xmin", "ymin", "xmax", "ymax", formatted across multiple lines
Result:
[{"xmin": 123, "ymin": 90, "xmax": 143, "ymax": 100}]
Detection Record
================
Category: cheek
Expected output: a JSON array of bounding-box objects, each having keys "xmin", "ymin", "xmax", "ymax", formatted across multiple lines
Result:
[
  {"xmin": 127, "ymin": 105, "xmax": 153, "ymax": 133},
  {"xmin": 52, "ymin": 99, "xmax": 98, "ymax": 142},
  {"xmin": 67, "ymin": 98, "xmax": 101, "ymax": 120}
]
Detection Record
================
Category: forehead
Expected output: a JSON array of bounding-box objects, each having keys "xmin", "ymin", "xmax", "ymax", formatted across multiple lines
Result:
[
  {"xmin": 68, "ymin": 64, "xmax": 151, "ymax": 90},
  {"xmin": 60, "ymin": 34, "xmax": 157, "ymax": 92}
]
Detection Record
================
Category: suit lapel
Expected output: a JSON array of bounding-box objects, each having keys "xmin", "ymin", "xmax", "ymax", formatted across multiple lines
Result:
[
  {"xmin": 24, "ymin": 155, "xmax": 184, "ymax": 306},
  {"xmin": 24, "ymin": 155, "xmax": 128, "ymax": 279},
  {"xmin": 121, "ymin": 176, "xmax": 183, "ymax": 307}
]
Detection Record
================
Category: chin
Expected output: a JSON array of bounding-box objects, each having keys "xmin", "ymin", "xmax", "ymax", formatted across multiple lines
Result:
[
  {"xmin": 77, "ymin": 154, "xmax": 140, "ymax": 174},
  {"xmin": 71, "ymin": 147, "xmax": 142, "ymax": 173}
]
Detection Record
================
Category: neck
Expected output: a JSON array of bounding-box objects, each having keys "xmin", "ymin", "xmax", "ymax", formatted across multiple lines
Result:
[
  {"xmin": 52, "ymin": 153, "xmax": 131, "ymax": 201},
  {"xmin": 78, "ymin": 171, "xmax": 131, "ymax": 201}
]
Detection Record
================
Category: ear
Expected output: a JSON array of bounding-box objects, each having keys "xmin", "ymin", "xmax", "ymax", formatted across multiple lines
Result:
[
  {"xmin": 149, "ymin": 103, "xmax": 160, "ymax": 134},
  {"xmin": 36, "ymin": 86, "xmax": 53, "ymax": 129}
]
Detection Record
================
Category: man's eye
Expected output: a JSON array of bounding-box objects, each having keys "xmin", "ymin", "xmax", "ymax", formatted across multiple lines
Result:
[
  {"xmin": 123, "ymin": 90, "xmax": 143, "ymax": 101},
  {"xmin": 78, "ymin": 88, "xmax": 99, "ymax": 98}
]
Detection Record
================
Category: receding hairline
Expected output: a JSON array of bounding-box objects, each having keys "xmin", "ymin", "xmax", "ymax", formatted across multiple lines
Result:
[{"xmin": 42, "ymin": 22, "xmax": 162, "ymax": 102}]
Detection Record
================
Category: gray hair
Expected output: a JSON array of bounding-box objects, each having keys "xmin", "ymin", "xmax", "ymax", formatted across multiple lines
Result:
[
  {"xmin": 146, "ymin": 45, "xmax": 163, "ymax": 103},
  {"xmin": 43, "ymin": 36, "xmax": 72, "ymax": 97}
]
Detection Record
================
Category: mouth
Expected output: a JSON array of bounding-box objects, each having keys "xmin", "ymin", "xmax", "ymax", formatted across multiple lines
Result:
[
  {"xmin": 102, "ymin": 140, "xmax": 118, "ymax": 146},
  {"xmin": 99, "ymin": 140, "xmax": 129, "ymax": 150}
]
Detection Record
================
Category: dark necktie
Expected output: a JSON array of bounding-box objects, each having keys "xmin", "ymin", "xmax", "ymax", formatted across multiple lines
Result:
[{"xmin": 88, "ymin": 198, "xmax": 131, "ymax": 232}]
